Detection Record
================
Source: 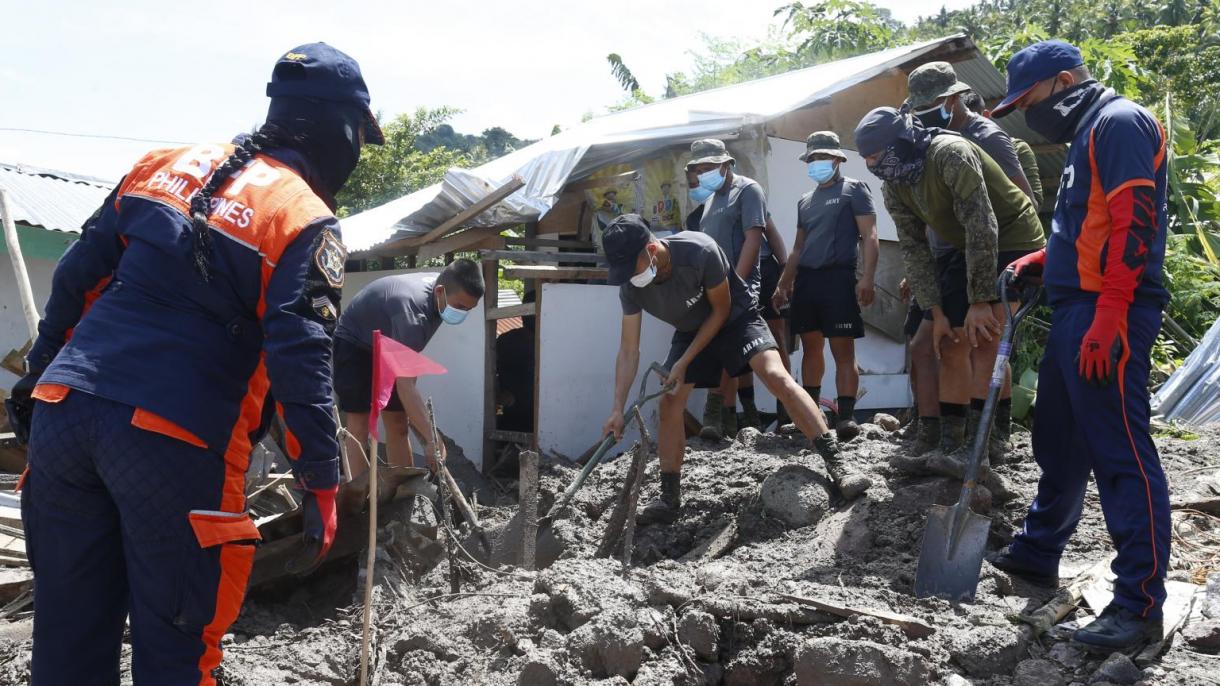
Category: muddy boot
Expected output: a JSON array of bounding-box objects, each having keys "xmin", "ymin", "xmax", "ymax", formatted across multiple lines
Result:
[
  {"xmin": 638, "ymin": 472, "xmax": 681, "ymax": 525},
  {"xmin": 888, "ymin": 451, "xmax": 931, "ymax": 475},
  {"xmin": 700, "ymin": 392, "xmax": 723, "ymax": 441},
  {"xmin": 835, "ymin": 396, "xmax": 860, "ymax": 442},
  {"xmin": 813, "ymin": 434, "xmax": 871, "ymax": 500},
  {"xmin": 926, "ymin": 445, "xmax": 991, "ymax": 481},
  {"xmin": 898, "ymin": 414, "xmax": 920, "ymax": 441},
  {"xmin": 741, "ymin": 401, "xmax": 761, "ymax": 431},
  {"xmin": 989, "ymin": 400, "xmax": 1013, "ymax": 465},
  {"xmin": 912, "ymin": 417, "xmax": 940, "ymax": 455},
  {"xmin": 721, "ymin": 404, "xmax": 739, "ymax": 439},
  {"xmin": 939, "ymin": 413, "xmax": 967, "ymax": 454}
]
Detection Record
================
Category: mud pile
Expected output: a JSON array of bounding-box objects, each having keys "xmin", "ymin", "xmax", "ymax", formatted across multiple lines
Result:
[{"xmin": 1, "ymin": 421, "xmax": 1217, "ymax": 685}]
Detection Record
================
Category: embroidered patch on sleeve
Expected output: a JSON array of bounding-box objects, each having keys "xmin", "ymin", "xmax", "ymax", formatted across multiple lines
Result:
[
  {"xmin": 311, "ymin": 295, "xmax": 337, "ymax": 322},
  {"xmin": 314, "ymin": 230, "xmax": 346, "ymax": 288}
]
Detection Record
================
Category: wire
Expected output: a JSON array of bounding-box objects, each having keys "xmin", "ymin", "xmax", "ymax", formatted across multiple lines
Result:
[{"xmin": 0, "ymin": 126, "xmax": 192, "ymax": 146}]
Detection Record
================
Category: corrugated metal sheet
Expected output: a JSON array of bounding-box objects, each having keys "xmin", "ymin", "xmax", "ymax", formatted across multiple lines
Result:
[{"xmin": 0, "ymin": 163, "xmax": 114, "ymax": 234}]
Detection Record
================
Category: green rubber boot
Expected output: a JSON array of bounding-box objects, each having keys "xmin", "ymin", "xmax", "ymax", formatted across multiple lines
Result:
[{"xmin": 700, "ymin": 392, "xmax": 723, "ymax": 441}]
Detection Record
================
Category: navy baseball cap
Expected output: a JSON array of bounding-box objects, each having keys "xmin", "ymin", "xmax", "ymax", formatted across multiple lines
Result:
[
  {"xmin": 992, "ymin": 40, "xmax": 1084, "ymax": 118},
  {"xmin": 602, "ymin": 214, "xmax": 653, "ymax": 286},
  {"xmin": 267, "ymin": 43, "xmax": 384, "ymax": 144}
]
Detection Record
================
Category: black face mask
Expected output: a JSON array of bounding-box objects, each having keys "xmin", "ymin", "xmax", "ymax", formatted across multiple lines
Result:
[
  {"xmin": 867, "ymin": 139, "xmax": 926, "ymax": 184},
  {"xmin": 267, "ymin": 97, "xmax": 365, "ymax": 197},
  {"xmin": 1024, "ymin": 80, "xmax": 1106, "ymax": 144},
  {"xmin": 916, "ymin": 103, "xmax": 952, "ymax": 130}
]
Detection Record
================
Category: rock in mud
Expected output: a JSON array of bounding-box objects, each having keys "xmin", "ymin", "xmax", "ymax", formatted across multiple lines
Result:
[
  {"xmin": 872, "ymin": 413, "xmax": 901, "ymax": 432},
  {"xmin": 794, "ymin": 636, "xmax": 931, "ymax": 685},
  {"xmin": 947, "ymin": 624, "xmax": 1027, "ymax": 677},
  {"xmin": 530, "ymin": 559, "xmax": 647, "ymax": 631},
  {"xmin": 1015, "ymin": 658, "xmax": 1067, "ymax": 686},
  {"xmin": 677, "ymin": 609, "xmax": 720, "ymax": 661},
  {"xmin": 1183, "ymin": 618, "xmax": 1220, "ymax": 652},
  {"xmin": 566, "ymin": 608, "xmax": 645, "ymax": 678},
  {"xmin": 518, "ymin": 651, "xmax": 562, "ymax": 686},
  {"xmin": 1089, "ymin": 652, "xmax": 1142, "ymax": 685},
  {"xmin": 760, "ymin": 464, "xmax": 831, "ymax": 528}
]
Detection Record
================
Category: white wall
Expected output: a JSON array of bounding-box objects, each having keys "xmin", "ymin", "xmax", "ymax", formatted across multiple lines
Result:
[
  {"xmin": 0, "ymin": 256, "xmax": 57, "ymax": 390},
  {"xmin": 342, "ymin": 269, "xmax": 486, "ymax": 468}
]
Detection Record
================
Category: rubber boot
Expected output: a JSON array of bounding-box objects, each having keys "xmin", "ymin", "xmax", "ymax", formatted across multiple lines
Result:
[
  {"xmin": 722, "ymin": 405, "xmax": 739, "ymax": 440},
  {"xmin": 898, "ymin": 415, "xmax": 920, "ymax": 441},
  {"xmin": 638, "ymin": 472, "xmax": 681, "ymax": 524},
  {"xmin": 912, "ymin": 417, "xmax": 940, "ymax": 456},
  {"xmin": 927, "ymin": 410, "xmax": 990, "ymax": 481},
  {"xmin": 835, "ymin": 396, "xmax": 860, "ymax": 442},
  {"xmin": 939, "ymin": 413, "xmax": 967, "ymax": 454},
  {"xmin": 987, "ymin": 545, "xmax": 1058, "ymax": 587},
  {"xmin": 1073, "ymin": 604, "xmax": 1162, "ymax": 653},
  {"xmin": 700, "ymin": 392, "xmax": 723, "ymax": 441},
  {"xmin": 813, "ymin": 434, "xmax": 871, "ymax": 500}
]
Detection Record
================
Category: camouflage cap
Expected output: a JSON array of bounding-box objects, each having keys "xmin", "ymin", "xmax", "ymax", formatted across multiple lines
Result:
[
  {"xmin": 799, "ymin": 131, "xmax": 847, "ymax": 162},
  {"xmin": 686, "ymin": 139, "xmax": 735, "ymax": 168},
  {"xmin": 906, "ymin": 61, "xmax": 973, "ymax": 110}
]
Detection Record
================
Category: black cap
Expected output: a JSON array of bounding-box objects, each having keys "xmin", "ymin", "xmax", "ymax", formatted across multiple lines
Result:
[
  {"xmin": 267, "ymin": 43, "xmax": 384, "ymax": 144},
  {"xmin": 602, "ymin": 214, "xmax": 652, "ymax": 286}
]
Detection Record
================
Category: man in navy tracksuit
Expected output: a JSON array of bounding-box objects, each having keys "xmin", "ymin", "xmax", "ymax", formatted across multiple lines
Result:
[
  {"xmin": 5, "ymin": 44, "xmax": 383, "ymax": 684},
  {"xmin": 988, "ymin": 40, "xmax": 1171, "ymax": 651}
]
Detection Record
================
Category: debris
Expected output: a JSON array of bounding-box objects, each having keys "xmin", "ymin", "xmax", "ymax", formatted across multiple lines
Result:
[
  {"xmin": 518, "ymin": 450, "xmax": 539, "ymax": 571},
  {"xmin": 1182, "ymin": 618, "xmax": 1220, "ymax": 652},
  {"xmin": 872, "ymin": 413, "xmax": 901, "ymax": 432},
  {"xmin": 759, "ymin": 464, "xmax": 831, "ymax": 528},
  {"xmin": 676, "ymin": 609, "xmax": 719, "ymax": 661},
  {"xmin": 946, "ymin": 624, "xmax": 1029, "ymax": 677},
  {"xmin": 1089, "ymin": 652, "xmax": 1143, "ymax": 685},
  {"xmin": 777, "ymin": 592, "xmax": 935, "ymax": 639},
  {"xmin": 1015, "ymin": 658, "xmax": 1067, "ymax": 686},
  {"xmin": 794, "ymin": 636, "xmax": 931, "ymax": 686}
]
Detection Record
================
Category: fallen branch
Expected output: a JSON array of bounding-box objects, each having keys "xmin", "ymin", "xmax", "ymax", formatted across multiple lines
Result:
[{"xmin": 777, "ymin": 593, "xmax": 936, "ymax": 638}]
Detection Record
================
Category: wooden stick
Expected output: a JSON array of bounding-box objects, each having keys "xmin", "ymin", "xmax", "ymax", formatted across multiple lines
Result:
[
  {"xmin": 777, "ymin": 593, "xmax": 936, "ymax": 639},
  {"xmin": 519, "ymin": 450, "xmax": 539, "ymax": 571},
  {"xmin": 619, "ymin": 408, "xmax": 652, "ymax": 574},
  {"xmin": 358, "ymin": 439, "xmax": 379, "ymax": 686},
  {"xmin": 427, "ymin": 398, "xmax": 461, "ymax": 594},
  {"xmin": 0, "ymin": 189, "xmax": 39, "ymax": 339}
]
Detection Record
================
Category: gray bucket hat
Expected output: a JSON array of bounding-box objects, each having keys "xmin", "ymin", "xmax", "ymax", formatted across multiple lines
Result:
[
  {"xmin": 907, "ymin": 61, "xmax": 973, "ymax": 111},
  {"xmin": 799, "ymin": 131, "xmax": 847, "ymax": 162},
  {"xmin": 686, "ymin": 139, "xmax": 735, "ymax": 168}
]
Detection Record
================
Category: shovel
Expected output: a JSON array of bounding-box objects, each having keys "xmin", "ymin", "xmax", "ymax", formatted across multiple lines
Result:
[
  {"xmin": 914, "ymin": 271, "xmax": 1042, "ymax": 602},
  {"xmin": 490, "ymin": 362, "xmax": 672, "ymax": 566}
]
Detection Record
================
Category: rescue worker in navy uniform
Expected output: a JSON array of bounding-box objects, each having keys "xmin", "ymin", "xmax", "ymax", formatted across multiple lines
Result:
[
  {"xmin": 987, "ymin": 40, "xmax": 1172, "ymax": 652},
  {"xmin": 4, "ymin": 43, "xmax": 383, "ymax": 684}
]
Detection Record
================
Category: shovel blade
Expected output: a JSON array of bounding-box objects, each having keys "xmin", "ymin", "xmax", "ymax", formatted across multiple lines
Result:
[{"xmin": 913, "ymin": 504, "xmax": 991, "ymax": 602}]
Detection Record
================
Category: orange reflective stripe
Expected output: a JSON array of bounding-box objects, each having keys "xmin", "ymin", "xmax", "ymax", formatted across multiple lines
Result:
[
  {"xmin": 1105, "ymin": 178, "xmax": 1155, "ymax": 203},
  {"xmin": 219, "ymin": 356, "xmax": 270, "ymax": 513},
  {"xmin": 1076, "ymin": 130, "xmax": 1110, "ymax": 293},
  {"xmin": 31, "ymin": 383, "xmax": 70, "ymax": 403},
  {"xmin": 15, "ymin": 467, "xmax": 28, "ymax": 492},
  {"xmin": 187, "ymin": 511, "xmax": 261, "ymax": 548},
  {"xmin": 194, "ymin": 539, "xmax": 256, "ymax": 685},
  {"xmin": 131, "ymin": 408, "xmax": 209, "ymax": 449},
  {"xmin": 274, "ymin": 402, "xmax": 303, "ymax": 460}
]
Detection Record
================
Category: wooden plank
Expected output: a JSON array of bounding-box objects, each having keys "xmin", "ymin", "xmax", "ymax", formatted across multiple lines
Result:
[
  {"xmin": 505, "ymin": 237, "xmax": 595, "ymax": 250},
  {"xmin": 503, "ymin": 265, "xmax": 608, "ymax": 281},
  {"xmin": 487, "ymin": 430, "xmax": 535, "ymax": 444},
  {"xmin": 564, "ymin": 171, "xmax": 639, "ymax": 193},
  {"xmin": 518, "ymin": 450, "xmax": 539, "ymax": 571},
  {"xmin": 416, "ymin": 176, "xmax": 525, "ymax": 247},
  {"xmin": 531, "ymin": 278, "xmax": 542, "ymax": 451},
  {"xmin": 415, "ymin": 226, "xmax": 504, "ymax": 262},
  {"xmin": 778, "ymin": 593, "xmax": 936, "ymax": 639},
  {"xmin": 485, "ymin": 303, "xmax": 537, "ymax": 321},
  {"xmin": 479, "ymin": 250, "xmax": 606, "ymax": 266},
  {"xmin": 482, "ymin": 259, "xmax": 500, "ymax": 475}
]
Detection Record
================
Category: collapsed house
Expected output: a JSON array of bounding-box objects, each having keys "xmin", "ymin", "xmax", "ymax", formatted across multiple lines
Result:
[{"xmin": 340, "ymin": 34, "xmax": 1063, "ymax": 473}]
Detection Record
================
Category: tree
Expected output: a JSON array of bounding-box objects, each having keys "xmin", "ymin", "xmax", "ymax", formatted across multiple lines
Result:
[
  {"xmin": 776, "ymin": 0, "xmax": 901, "ymax": 61},
  {"xmin": 336, "ymin": 107, "xmax": 473, "ymax": 217},
  {"xmin": 606, "ymin": 53, "xmax": 641, "ymax": 93}
]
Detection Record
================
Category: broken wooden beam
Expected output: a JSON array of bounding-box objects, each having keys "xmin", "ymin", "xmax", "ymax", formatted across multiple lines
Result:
[
  {"xmin": 479, "ymin": 250, "xmax": 606, "ymax": 266},
  {"xmin": 485, "ymin": 303, "xmax": 537, "ymax": 321},
  {"xmin": 519, "ymin": 450, "xmax": 539, "ymax": 571},
  {"xmin": 415, "ymin": 176, "xmax": 525, "ymax": 247},
  {"xmin": 502, "ymin": 265, "xmax": 608, "ymax": 281},
  {"xmin": 777, "ymin": 593, "xmax": 936, "ymax": 639}
]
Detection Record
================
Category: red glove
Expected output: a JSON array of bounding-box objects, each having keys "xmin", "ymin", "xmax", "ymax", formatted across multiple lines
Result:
[
  {"xmin": 1077, "ymin": 302, "xmax": 1125, "ymax": 387},
  {"xmin": 302, "ymin": 485, "xmax": 339, "ymax": 562},
  {"xmin": 1006, "ymin": 248, "xmax": 1046, "ymax": 286}
]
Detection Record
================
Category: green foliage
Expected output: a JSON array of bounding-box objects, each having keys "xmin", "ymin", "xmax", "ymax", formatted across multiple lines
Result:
[
  {"xmin": 1119, "ymin": 25, "xmax": 1220, "ymax": 140},
  {"xmin": 337, "ymin": 107, "xmax": 473, "ymax": 217},
  {"xmin": 775, "ymin": 0, "xmax": 901, "ymax": 61},
  {"xmin": 607, "ymin": 53, "xmax": 641, "ymax": 93},
  {"xmin": 1162, "ymin": 101, "xmax": 1220, "ymax": 264},
  {"xmin": 1163, "ymin": 234, "xmax": 1220, "ymax": 343}
]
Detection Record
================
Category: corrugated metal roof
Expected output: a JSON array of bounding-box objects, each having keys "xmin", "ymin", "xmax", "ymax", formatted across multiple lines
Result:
[{"xmin": 0, "ymin": 163, "xmax": 115, "ymax": 234}]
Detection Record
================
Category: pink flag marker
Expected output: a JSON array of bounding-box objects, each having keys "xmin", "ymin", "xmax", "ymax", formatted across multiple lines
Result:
[{"xmin": 369, "ymin": 330, "xmax": 447, "ymax": 440}]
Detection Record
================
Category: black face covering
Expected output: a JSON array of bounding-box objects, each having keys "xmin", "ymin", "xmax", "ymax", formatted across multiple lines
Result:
[
  {"xmin": 917, "ymin": 107, "xmax": 951, "ymax": 129},
  {"xmin": 1024, "ymin": 79, "xmax": 1107, "ymax": 144},
  {"xmin": 266, "ymin": 97, "xmax": 365, "ymax": 196}
]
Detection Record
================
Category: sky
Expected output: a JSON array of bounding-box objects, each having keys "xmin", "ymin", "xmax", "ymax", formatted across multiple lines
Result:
[{"xmin": 0, "ymin": 0, "xmax": 978, "ymax": 180}]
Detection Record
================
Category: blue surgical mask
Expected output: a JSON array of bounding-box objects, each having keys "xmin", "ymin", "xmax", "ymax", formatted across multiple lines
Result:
[
  {"xmin": 688, "ymin": 186, "xmax": 714, "ymax": 204},
  {"xmin": 440, "ymin": 305, "xmax": 468, "ymax": 325},
  {"xmin": 697, "ymin": 167, "xmax": 726, "ymax": 192},
  {"xmin": 807, "ymin": 160, "xmax": 837, "ymax": 184}
]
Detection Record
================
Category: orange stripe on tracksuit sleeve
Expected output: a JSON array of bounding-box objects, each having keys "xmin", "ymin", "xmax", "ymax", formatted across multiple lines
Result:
[
  {"xmin": 1075, "ymin": 130, "xmax": 1111, "ymax": 294},
  {"xmin": 194, "ymin": 540, "xmax": 256, "ymax": 685}
]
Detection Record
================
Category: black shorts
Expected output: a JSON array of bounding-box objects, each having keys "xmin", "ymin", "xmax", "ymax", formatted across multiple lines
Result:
[
  {"xmin": 904, "ymin": 301, "xmax": 928, "ymax": 338},
  {"xmin": 333, "ymin": 336, "xmax": 404, "ymax": 413},
  {"xmin": 935, "ymin": 249, "xmax": 1035, "ymax": 328},
  {"xmin": 758, "ymin": 254, "xmax": 784, "ymax": 321},
  {"xmin": 666, "ymin": 312, "xmax": 777, "ymax": 389},
  {"xmin": 789, "ymin": 267, "xmax": 864, "ymax": 338}
]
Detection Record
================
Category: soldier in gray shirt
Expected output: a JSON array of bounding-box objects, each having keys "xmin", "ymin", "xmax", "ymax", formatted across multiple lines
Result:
[
  {"xmin": 600, "ymin": 215, "xmax": 871, "ymax": 524},
  {"xmin": 685, "ymin": 139, "xmax": 769, "ymax": 440},
  {"xmin": 333, "ymin": 260, "xmax": 485, "ymax": 476}
]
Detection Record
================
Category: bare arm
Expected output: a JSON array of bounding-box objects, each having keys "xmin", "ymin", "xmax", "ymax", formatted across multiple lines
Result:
[
  {"xmin": 735, "ymin": 228, "xmax": 763, "ymax": 281},
  {"xmin": 775, "ymin": 227, "xmax": 806, "ymax": 309},
  {"xmin": 855, "ymin": 214, "xmax": 879, "ymax": 307},
  {"xmin": 763, "ymin": 215, "xmax": 788, "ymax": 266},
  {"xmin": 394, "ymin": 377, "xmax": 434, "ymax": 445}
]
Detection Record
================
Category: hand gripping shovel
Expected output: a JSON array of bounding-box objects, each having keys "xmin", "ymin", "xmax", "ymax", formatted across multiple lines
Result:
[{"xmin": 914, "ymin": 271, "xmax": 1042, "ymax": 602}]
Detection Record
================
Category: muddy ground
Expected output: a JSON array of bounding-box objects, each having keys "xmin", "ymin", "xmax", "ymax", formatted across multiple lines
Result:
[{"xmin": 1, "ymin": 419, "xmax": 1217, "ymax": 685}]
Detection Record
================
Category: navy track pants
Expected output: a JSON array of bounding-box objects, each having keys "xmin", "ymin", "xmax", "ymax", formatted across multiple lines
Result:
[
  {"xmin": 1009, "ymin": 301, "xmax": 1170, "ymax": 618},
  {"xmin": 21, "ymin": 390, "xmax": 259, "ymax": 685}
]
